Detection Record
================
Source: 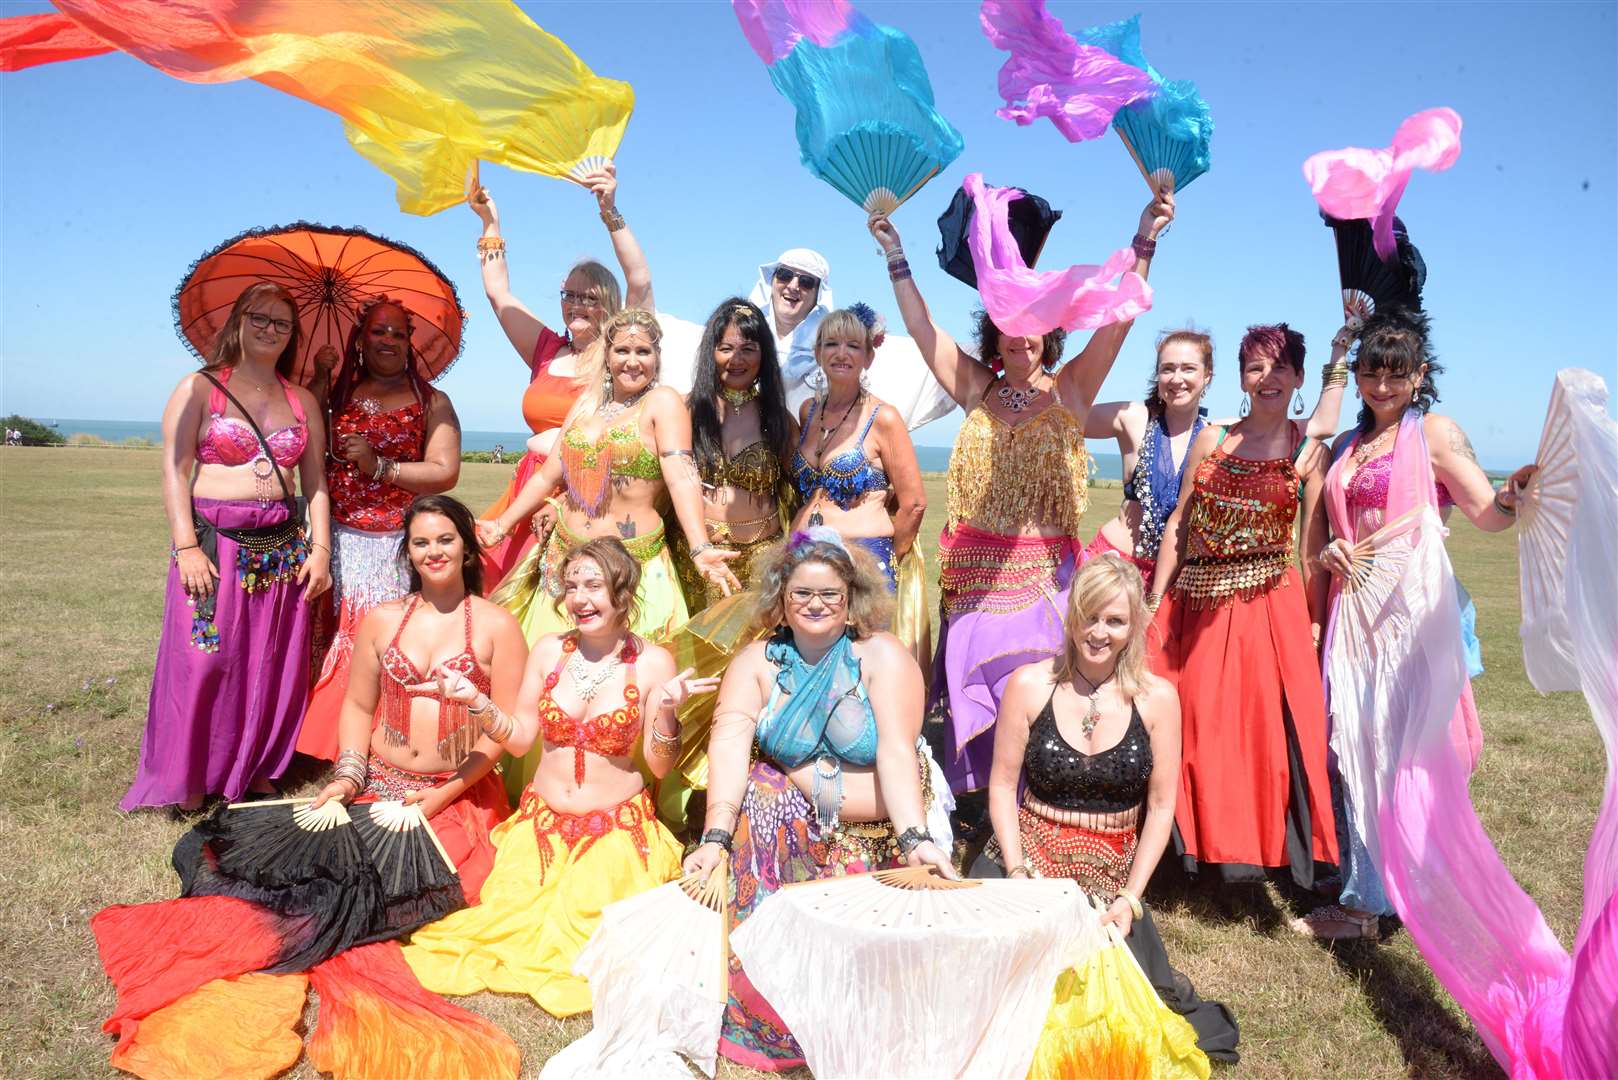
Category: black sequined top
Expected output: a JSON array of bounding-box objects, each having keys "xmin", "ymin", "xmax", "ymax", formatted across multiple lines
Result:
[{"xmin": 1023, "ymin": 692, "xmax": 1152, "ymax": 813}]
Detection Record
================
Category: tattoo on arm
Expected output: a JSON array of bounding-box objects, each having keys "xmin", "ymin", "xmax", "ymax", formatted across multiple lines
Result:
[
  {"xmin": 616, "ymin": 515, "xmax": 637, "ymax": 539},
  {"xmin": 661, "ymin": 448, "xmax": 701, "ymax": 485},
  {"xmin": 482, "ymin": 251, "xmax": 503, "ymax": 265},
  {"xmin": 1447, "ymin": 421, "xmax": 1478, "ymax": 464}
]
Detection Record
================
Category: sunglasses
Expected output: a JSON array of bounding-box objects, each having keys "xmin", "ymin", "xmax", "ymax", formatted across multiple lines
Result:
[{"xmin": 772, "ymin": 267, "xmax": 821, "ymax": 292}]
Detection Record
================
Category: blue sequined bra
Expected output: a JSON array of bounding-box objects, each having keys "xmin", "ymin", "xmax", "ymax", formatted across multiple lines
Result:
[{"xmin": 791, "ymin": 402, "xmax": 889, "ymax": 510}]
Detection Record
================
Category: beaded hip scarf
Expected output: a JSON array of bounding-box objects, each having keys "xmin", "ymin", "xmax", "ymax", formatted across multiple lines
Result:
[{"xmin": 937, "ymin": 525, "xmax": 1071, "ymax": 618}]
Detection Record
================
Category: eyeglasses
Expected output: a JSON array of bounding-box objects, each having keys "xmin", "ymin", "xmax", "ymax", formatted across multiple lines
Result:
[
  {"xmin": 772, "ymin": 267, "xmax": 821, "ymax": 292},
  {"xmin": 560, "ymin": 289, "xmax": 604, "ymax": 309},
  {"xmin": 788, "ymin": 587, "xmax": 847, "ymax": 607},
  {"xmin": 245, "ymin": 312, "xmax": 294, "ymax": 336}
]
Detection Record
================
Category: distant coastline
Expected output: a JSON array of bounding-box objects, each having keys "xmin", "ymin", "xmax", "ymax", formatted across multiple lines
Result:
[{"xmin": 19, "ymin": 417, "xmax": 1519, "ymax": 478}]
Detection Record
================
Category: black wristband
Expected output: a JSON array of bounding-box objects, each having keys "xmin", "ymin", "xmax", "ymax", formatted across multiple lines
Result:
[
  {"xmin": 700, "ymin": 828, "xmax": 734, "ymax": 853},
  {"xmin": 897, "ymin": 826, "xmax": 931, "ymax": 856}
]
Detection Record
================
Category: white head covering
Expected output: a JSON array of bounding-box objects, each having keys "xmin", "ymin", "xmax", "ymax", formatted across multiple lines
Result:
[{"xmin": 750, "ymin": 248, "xmax": 834, "ymax": 397}]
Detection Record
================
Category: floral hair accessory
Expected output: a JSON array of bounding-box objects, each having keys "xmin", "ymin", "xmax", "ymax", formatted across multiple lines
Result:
[{"xmin": 788, "ymin": 525, "xmax": 849, "ymax": 555}]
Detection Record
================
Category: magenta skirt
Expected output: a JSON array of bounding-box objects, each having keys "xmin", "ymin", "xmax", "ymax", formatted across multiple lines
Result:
[{"xmin": 121, "ymin": 498, "xmax": 311, "ymax": 810}]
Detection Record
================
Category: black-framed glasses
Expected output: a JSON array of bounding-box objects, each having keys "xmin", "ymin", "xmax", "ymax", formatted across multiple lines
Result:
[
  {"xmin": 772, "ymin": 267, "xmax": 821, "ymax": 292},
  {"xmin": 560, "ymin": 289, "xmax": 604, "ymax": 309},
  {"xmin": 788, "ymin": 587, "xmax": 847, "ymax": 607},
  {"xmin": 246, "ymin": 312, "xmax": 294, "ymax": 335}
]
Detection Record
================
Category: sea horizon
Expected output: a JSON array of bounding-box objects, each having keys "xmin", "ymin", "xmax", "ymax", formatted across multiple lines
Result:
[{"xmin": 17, "ymin": 416, "xmax": 1531, "ymax": 476}]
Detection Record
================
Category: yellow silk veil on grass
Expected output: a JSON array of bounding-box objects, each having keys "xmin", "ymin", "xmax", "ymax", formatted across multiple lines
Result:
[{"xmin": 43, "ymin": 0, "xmax": 634, "ymax": 213}]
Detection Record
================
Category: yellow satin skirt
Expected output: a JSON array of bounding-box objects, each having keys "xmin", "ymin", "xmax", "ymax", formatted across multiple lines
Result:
[{"xmin": 402, "ymin": 787, "xmax": 681, "ymax": 1018}]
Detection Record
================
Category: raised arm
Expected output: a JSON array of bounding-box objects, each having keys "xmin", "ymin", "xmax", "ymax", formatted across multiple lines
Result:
[
  {"xmin": 986, "ymin": 664, "xmax": 1042, "ymax": 878},
  {"xmin": 874, "ymin": 405, "xmax": 926, "ymax": 557},
  {"xmin": 1148, "ymin": 424, "xmax": 1219, "ymax": 604},
  {"xmin": 1426, "ymin": 413, "xmax": 1536, "ymax": 532},
  {"xmin": 581, "ymin": 164, "xmax": 653, "ymax": 311},
  {"xmin": 470, "ymin": 188, "xmax": 547, "ymax": 366},
  {"xmin": 867, "ymin": 214, "xmax": 989, "ymax": 408},
  {"xmin": 1302, "ymin": 326, "xmax": 1355, "ymax": 441},
  {"xmin": 1058, "ymin": 191, "xmax": 1175, "ymax": 411}
]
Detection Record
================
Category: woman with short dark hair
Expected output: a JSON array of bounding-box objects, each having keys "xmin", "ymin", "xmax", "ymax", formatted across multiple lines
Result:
[{"xmin": 1148, "ymin": 323, "xmax": 1338, "ymax": 889}]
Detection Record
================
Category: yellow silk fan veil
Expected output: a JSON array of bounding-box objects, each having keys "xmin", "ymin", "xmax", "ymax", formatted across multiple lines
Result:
[{"xmin": 6, "ymin": 1, "xmax": 633, "ymax": 214}]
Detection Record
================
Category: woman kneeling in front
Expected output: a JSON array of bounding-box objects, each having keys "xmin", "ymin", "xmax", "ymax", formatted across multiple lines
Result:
[
  {"xmin": 978, "ymin": 554, "xmax": 1238, "ymax": 1061},
  {"xmin": 402, "ymin": 537, "xmax": 716, "ymax": 1016},
  {"xmin": 683, "ymin": 527, "xmax": 954, "ymax": 1071}
]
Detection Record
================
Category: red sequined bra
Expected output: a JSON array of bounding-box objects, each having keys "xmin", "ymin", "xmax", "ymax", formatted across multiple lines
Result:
[
  {"xmin": 377, "ymin": 594, "xmax": 490, "ymax": 762},
  {"xmin": 538, "ymin": 634, "xmax": 641, "ymax": 786}
]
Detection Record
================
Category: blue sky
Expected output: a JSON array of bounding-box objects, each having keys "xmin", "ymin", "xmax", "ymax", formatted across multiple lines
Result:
[{"xmin": 2, "ymin": 1, "xmax": 1613, "ymax": 467}]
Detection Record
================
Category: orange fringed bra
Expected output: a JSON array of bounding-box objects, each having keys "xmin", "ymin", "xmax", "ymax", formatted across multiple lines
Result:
[
  {"xmin": 378, "ymin": 595, "xmax": 491, "ymax": 761},
  {"xmin": 538, "ymin": 634, "xmax": 642, "ymax": 786}
]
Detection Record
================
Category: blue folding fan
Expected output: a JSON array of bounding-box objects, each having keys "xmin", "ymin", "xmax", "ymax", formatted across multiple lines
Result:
[{"xmin": 751, "ymin": 6, "xmax": 964, "ymax": 215}]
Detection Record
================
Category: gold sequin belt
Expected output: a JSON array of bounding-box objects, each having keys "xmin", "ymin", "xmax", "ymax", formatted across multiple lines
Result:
[
  {"xmin": 1174, "ymin": 548, "xmax": 1292, "ymax": 609},
  {"xmin": 822, "ymin": 752, "xmax": 934, "ymax": 869}
]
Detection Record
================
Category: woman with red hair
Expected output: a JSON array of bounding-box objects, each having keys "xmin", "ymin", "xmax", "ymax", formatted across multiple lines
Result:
[{"xmin": 1146, "ymin": 323, "xmax": 1339, "ymax": 890}]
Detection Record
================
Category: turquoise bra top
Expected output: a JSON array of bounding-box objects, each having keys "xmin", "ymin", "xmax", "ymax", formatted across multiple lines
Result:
[
  {"xmin": 755, "ymin": 631, "xmax": 878, "ymax": 827},
  {"xmin": 791, "ymin": 402, "xmax": 889, "ymax": 510}
]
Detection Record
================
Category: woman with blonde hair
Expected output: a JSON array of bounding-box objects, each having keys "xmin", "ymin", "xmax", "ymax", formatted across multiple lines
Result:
[
  {"xmin": 788, "ymin": 307, "xmax": 926, "ymax": 592},
  {"xmin": 979, "ymin": 554, "xmax": 1238, "ymax": 1060},
  {"xmin": 470, "ymin": 166, "xmax": 654, "ymax": 588},
  {"xmin": 478, "ymin": 309, "xmax": 739, "ymax": 815},
  {"xmin": 684, "ymin": 528, "xmax": 955, "ymax": 1070}
]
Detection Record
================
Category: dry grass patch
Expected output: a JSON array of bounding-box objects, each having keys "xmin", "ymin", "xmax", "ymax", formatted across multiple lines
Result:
[{"xmin": 0, "ymin": 449, "xmax": 1599, "ymax": 1078}]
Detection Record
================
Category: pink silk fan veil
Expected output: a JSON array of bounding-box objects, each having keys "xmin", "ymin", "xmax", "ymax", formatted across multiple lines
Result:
[
  {"xmin": 978, "ymin": 0, "xmax": 1157, "ymax": 142},
  {"xmin": 1303, "ymin": 107, "xmax": 1462, "ymax": 262},
  {"xmin": 1368, "ymin": 373, "xmax": 1618, "ymax": 1077},
  {"xmin": 734, "ymin": 0, "xmax": 856, "ymax": 64},
  {"xmin": 963, "ymin": 172, "xmax": 1152, "ymax": 337}
]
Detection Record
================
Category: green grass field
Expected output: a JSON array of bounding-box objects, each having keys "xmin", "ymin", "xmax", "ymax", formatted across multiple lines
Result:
[{"xmin": 0, "ymin": 448, "xmax": 1601, "ymax": 1079}]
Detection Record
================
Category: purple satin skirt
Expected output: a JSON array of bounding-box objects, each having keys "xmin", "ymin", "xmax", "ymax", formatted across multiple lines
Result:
[{"xmin": 121, "ymin": 498, "xmax": 311, "ymax": 810}]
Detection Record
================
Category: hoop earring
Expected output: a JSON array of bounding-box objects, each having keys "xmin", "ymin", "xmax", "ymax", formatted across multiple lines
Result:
[
  {"xmin": 1239, "ymin": 394, "xmax": 1251, "ymax": 418},
  {"xmin": 1292, "ymin": 390, "xmax": 1305, "ymax": 416}
]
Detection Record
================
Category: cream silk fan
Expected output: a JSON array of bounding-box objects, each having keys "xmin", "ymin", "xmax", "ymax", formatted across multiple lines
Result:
[
  {"xmin": 541, "ymin": 864, "xmax": 730, "ymax": 1079},
  {"xmin": 1517, "ymin": 369, "xmax": 1616, "ymax": 693},
  {"xmin": 730, "ymin": 872, "xmax": 1090, "ymax": 1078},
  {"xmin": 1324, "ymin": 506, "xmax": 1463, "ymax": 870}
]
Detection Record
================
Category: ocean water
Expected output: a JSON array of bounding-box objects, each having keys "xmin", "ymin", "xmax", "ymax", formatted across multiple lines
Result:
[{"xmin": 33, "ymin": 418, "xmax": 1126, "ymax": 478}]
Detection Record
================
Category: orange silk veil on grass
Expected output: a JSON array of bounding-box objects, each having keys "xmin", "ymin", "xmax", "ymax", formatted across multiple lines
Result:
[{"xmin": 0, "ymin": 1, "xmax": 633, "ymax": 214}]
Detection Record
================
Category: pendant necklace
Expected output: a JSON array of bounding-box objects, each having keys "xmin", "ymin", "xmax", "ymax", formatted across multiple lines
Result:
[
  {"xmin": 599, "ymin": 387, "xmax": 649, "ymax": 421},
  {"xmin": 1072, "ymin": 666, "xmax": 1118, "ymax": 738},
  {"xmin": 566, "ymin": 647, "xmax": 623, "ymax": 701}
]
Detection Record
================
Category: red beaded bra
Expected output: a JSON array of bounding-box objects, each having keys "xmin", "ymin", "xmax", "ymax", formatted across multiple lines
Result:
[
  {"xmin": 538, "ymin": 634, "xmax": 641, "ymax": 786},
  {"xmin": 377, "ymin": 594, "xmax": 490, "ymax": 762}
]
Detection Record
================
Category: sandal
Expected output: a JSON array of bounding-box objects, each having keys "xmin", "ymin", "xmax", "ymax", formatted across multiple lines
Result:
[{"xmin": 1289, "ymin": 904, "xmax": 1380, "ymax": 941}]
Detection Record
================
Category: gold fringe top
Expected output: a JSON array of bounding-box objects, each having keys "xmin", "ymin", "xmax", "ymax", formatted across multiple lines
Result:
[{"xmin": 946, "ymin": 404, "xmax": 1090, "ymax": 535}]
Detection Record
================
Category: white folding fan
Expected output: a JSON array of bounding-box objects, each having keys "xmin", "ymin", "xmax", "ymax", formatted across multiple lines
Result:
[
  {"xmin": 541, "ymin": 863, "xmax": 729, "ymax": 1079},
  {"xmin": 731, "ymin": 871, "xmax": 1089, "ymax": 1078}
]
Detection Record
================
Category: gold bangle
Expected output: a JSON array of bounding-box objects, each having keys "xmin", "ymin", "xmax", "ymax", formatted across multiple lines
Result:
[
  {"xmin": 1117, "ymin": 887, "xmax": 1144, "ymax": 919},
  {"xmin": 476, "ymin": 236, "xmax": 506, "ymax": 253},
  {"xmin": 600, "ymin": 207, "xmax": 626, "ymax": 232}
]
